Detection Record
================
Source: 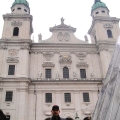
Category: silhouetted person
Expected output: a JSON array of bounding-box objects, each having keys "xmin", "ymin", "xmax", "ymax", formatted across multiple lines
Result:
[{"xmin": 0, "ymin": 109, "xmax": 6, "ymax": 120}]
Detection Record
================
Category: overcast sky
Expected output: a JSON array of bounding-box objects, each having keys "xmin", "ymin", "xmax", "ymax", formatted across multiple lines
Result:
[{"xmin": 0, "ymin": 0, "xmax": 120, "ymax": 42}]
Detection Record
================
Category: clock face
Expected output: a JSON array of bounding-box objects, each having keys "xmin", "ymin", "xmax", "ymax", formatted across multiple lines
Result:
[
  {"xmin": 58, "ymin": 32, "xmax": 63, "ymax": 41},
  {"xmin": 64, "ymin": 32, "xmax": 70, "ymax": 41}
]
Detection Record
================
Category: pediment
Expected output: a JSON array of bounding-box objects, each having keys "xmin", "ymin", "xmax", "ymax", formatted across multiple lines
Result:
[
  {"xmin": 50, "ymin": 24, "xmax": 76, "ymax": 33},
  {"xmin": 6, "ymin": 57, "xmax": 19, "ymax": 63}
]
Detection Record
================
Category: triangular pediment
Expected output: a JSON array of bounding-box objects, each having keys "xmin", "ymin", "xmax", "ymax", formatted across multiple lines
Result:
[
  {"xmin": 50, "ymin": 24, "xmax": 76, "ymax": 33},
  {"xmin": 6, "ymin": 57, "xmax": 19, "ymax": 63}
]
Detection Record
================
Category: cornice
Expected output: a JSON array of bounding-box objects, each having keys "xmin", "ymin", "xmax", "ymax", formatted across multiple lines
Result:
[
  {"xmin": 0, "ymin": 38, "xmax": 32, "ymax": 43},
  {"xmin": 97, "ymin": 40, "xmax": 116, "ymax": 47},
  {"xmin": 3, "ymin": 14, "xmax": 33, "ymax": 20},
  {"xmin": 88, "ymin": 17, "xmax": 120, "ymax": 34}
]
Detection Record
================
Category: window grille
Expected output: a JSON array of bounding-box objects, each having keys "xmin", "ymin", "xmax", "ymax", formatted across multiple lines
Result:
[
  {"xmin": 80, "ymin": 69, "xmax": 86, "ymax": 78},
  {"xmin": 5, "ymin": 91, "xmax": 13, "ymax": 102},
  {"xmin": 64, "ymin": 93, "xmax": 71, "ymax": 102},
  {"xmin": 8, "ymin": 65, "xmax": 15, "ymax": 75},
  {"xmin": 63, "ymin": 67, "xmax": 69, "ymax": 78},
  {"xmin": 83, "ymin": 93, "xmax": 90, "ymax": 102},
  {"xmin": 45, "ymin": 69, "xmax": 51, "ymax": 78},
  {"xmin": 45, "ymin": 93, "xmax": 52, "ymax": 103},
  {"xmin": 107, "ymin": 30, "xmax": 113, "ymax": 38}
]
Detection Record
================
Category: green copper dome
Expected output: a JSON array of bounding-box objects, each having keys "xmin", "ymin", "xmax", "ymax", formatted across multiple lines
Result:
[
  {"xmin": 12, "ymin": 0, "xmax": 29, "ymax": 7},
  {"xmin": 92, "ymin": 1, "xmax": 108, "ymax": 12}
]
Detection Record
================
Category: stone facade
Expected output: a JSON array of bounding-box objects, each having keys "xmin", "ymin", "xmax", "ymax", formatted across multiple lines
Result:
[{"xmin": 0, "ymin": 1, "xmax": 119, "ymax": 120}]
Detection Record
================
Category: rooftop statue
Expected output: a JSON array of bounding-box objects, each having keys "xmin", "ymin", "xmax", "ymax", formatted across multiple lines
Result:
[{"xmin": 61, "ymin": 17, "xmax": 64, "ymax": 24}]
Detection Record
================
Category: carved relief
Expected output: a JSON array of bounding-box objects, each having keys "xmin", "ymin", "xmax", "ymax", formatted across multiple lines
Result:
[
  {"xmin": 43, "ymin": 52, "xmax": 54, "ymax": 61},
  {"xmin": 76, "ymin": 52, "xmax": 86, "ymax": 57},
  {"xmin": 20, "ymin": 46, "xmax": 30, "ymax": 50},
  {"xmin": 58, "ymin": 32, "xmax": 64, "ymax": 41},
  {"xmin": 6, "ymin": 57, "xmax": 19, "ymax": 63},
  {"xmin": 42, "ymin": 62, "xmax": 55, "ymax": 67},
  {"xmin": 76, "ymin": 62, "xmax": 88, "ymax": 67},
  {"xmin": 59, "ymin": 55, "xmax": 72, "ymax": 64},
  {"xmin": 11, "ymin": 21, "xmax": 22, "ymax": 27},
  {"xmin": 0, "ymin": 46, "xmax": 7, "ymax": 49},
  {"xmin": 64, "ymin": 32, "xmax": 70, "ymax": 41},
  {"xmin": 8, "ymin": 49, "xmax": 19, "ymax": 57},
  {"xmin": 103, "ymin": 24, "xmax": 113, "ymax": 29},
  {"xmin": 57, "ymin": 32, "xmax": 70, "ymax": 41}
]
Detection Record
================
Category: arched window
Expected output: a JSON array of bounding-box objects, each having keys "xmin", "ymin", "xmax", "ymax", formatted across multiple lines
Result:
[
  {"xmin": 13, "ymin": 27, "xmax": 19, "ymax": 36},
  {"xmin": 107, "ymin": 29, "xmax": 113, "ymax": 38},
  {"xmin": 63, "ymin": 67, "xmax": 69, "ymax": 78}
]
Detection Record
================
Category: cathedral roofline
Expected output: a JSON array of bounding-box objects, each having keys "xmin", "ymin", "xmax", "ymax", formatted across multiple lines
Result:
[
  {"xmin": 49, "ymin": 17, "xmax": 76, "ymax": 33},
  {"xmin": 49, "ymin": 24, "xmax": 76, "ymax": 33}
]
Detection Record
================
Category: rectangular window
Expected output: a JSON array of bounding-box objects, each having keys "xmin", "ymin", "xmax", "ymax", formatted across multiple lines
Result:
[
  {"xmin": 6, "ymin": 115, "xmax": 10, "ymax": 120},
  {"xmin": 8, "ymin": 65, "xmax": 15, "ymax": 75},
  {"xmin": 64, "ymin": 93, "xmax": 71, "ymax": 102},
  {"xmin": 5, "ymin": 91, "xmax": 13, "ymax": 102},
  {"xmin": 80, "ymin": 69, "xmax": 86, "ymax": 78},
  {"xmin": 45, "ymin": 69, "xmax": 51, "ymax": 78},
  {"xmin": 45, "ymin": 93, "xmax": 52, "ymax": 103},
  {"xmin": 83, "ymin": 93, "xmax": 90, "ymax": 102}
]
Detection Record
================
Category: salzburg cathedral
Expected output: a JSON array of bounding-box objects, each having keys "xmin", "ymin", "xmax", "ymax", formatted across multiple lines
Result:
[{"xmin": 0, "ymin": 0, "xmax": 119, "ymax": 120}]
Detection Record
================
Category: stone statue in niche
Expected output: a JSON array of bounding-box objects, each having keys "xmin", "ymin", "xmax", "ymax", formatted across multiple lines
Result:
[
  {"xmin": 38, "ymin": 71, "xmax": 42, "ymax": 79},
  {"xmin": 73, "ymin": 72, "xmax": 77, "ymax": 78},
  {"xmin": 56, "ymin": 71, "xmax": 59, "ymax": 78}
]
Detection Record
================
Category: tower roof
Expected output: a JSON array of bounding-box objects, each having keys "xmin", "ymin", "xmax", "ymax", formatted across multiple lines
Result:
[
  {"xmin": 12, "ymin": 0, "xmax": 29, "ymax": 7},
  {"xmin": 91, "ymin": 0, "xmax": 108, "ymax": 12}
]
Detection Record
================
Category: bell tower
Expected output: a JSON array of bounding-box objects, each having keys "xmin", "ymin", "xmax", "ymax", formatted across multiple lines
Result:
[
  {"xmin": 88, "ymin": 0, "xmax": 120, "ymax": 44},
  {"xmin": 2, "ymin": 0, "xmax": 33, "ymax": 39},
  {"xmin": 88, "ymin": 0, "xmax": 120, "ymax": 77}
]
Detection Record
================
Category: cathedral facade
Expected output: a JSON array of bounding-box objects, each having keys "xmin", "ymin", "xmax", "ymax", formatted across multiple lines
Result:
[{"xmin": 0, "ymin": 0, "xmax": 119, "ymax": 120}]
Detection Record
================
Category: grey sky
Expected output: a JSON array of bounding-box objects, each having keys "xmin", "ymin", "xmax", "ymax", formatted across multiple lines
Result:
[{"xmin": 0, "ymin": 0, "xmax": 120, "ymax": 42}]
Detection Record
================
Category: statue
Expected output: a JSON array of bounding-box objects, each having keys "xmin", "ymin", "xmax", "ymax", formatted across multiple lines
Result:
[
  {"xmin": 56, "ymin": 71, "xmax": 59, "ymax": 78},
  {"xmin": 61, "ymin": 17, "xmax": 64, "ymax": 24},
  {"xmin": 73, "ymin": 72, "xmax": 77, "ymax": 78},
  {"xmin": 38, "ymin": 33, "xmax": 42, "ymax": 43},
  {"xmin": 38, "ymin": 71, "xmax": 42, "ymax": 78},
  {"xmin": 84, "ymin": 35, "xmax": 88, "ymax": 41}
]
